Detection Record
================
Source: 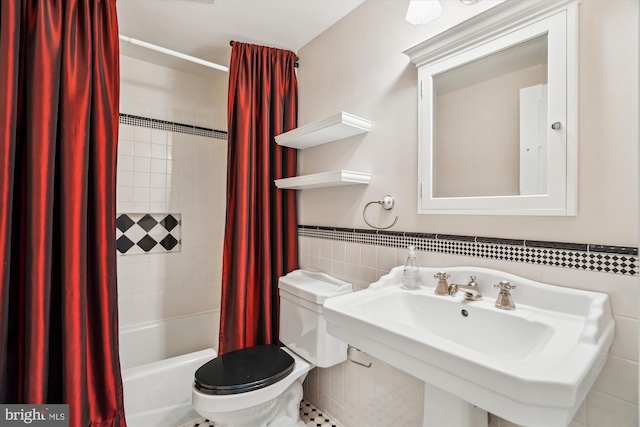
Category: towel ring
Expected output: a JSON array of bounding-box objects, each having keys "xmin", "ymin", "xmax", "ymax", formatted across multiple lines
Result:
[{"xmin": 363, "ymin": 195, "xmax": 399, "ymax": 230}]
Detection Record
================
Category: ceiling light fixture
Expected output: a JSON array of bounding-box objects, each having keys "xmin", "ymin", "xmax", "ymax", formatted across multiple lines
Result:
[
  {"xmin": 405, "ymin": 0, "xmax": 443, "ymax": 25},
  {"xmin": 459, "ymin": 0, "xmax": 482, "ymax": 5}
]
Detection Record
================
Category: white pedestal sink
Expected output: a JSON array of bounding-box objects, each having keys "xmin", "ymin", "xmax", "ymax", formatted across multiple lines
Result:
[{"xmin": 323, "ymin": 266, "xmax": 614, "ymax": 427}]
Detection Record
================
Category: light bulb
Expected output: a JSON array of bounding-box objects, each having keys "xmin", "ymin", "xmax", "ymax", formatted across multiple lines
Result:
[{"xmin": 405, "ymin": 0, "xmax": 443, "ymax": 25}]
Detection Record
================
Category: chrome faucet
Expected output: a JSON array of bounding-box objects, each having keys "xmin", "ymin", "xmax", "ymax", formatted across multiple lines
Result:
[
  {"xmin": 494, "ymin": 281, "xmax": 516, "ymax": 310},
  {"xmin": 449, "ymin": 275, "xmax": 483, "ymax": 301}
]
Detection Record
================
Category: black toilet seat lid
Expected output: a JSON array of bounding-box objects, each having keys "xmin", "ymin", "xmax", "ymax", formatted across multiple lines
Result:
[{"xmin": 194, "ymin": 344, "xmax": 295, "ymax": 395}]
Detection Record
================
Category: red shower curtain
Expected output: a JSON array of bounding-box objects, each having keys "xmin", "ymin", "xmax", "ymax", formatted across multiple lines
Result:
[
  {"xmin": 219, "ymin": 42, "xmax": 299, "ymax": 355},
  {"xmin": 0, "ymin": 1, "xmax": 125, "ymax": 426}
]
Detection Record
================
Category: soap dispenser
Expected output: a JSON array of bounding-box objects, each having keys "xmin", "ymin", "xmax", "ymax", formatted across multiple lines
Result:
[{"xmin": 402, "ymin": 245, "xmax": 421, "ymax": 290}]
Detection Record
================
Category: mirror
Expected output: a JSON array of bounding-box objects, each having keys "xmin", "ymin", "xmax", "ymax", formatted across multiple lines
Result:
[
  {"xmin": 433, "ymin": 35, "xmax": 548, "ymax": 198},
  {"xmin": 404, "ymin": 0, "xmax": 578, "ymax": 216}
]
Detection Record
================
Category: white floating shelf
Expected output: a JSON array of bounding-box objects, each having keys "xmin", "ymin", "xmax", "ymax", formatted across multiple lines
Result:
[
  {"xmin": 275, "ymin": 112, "xmax": 371, "ymax": 149},
  {"xmin": 275, "ymin": 170, "xmax": 371, "ymax": 190}
]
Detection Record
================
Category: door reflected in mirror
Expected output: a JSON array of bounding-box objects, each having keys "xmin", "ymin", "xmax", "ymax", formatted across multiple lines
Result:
[{"xmin": 433, "ymin": 34, "xmax": 548, "ymax": 198}]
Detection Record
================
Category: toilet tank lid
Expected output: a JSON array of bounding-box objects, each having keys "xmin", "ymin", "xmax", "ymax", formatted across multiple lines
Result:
[{"xmin": 278, "ymin": 270, "xmax": 353, "ymax": 304}]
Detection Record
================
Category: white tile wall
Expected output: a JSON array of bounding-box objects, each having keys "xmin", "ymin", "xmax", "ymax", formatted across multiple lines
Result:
[
  {"xmin": 119, "ymin": 55, "xmax": 227, "ymax": 130},
  {"xmin": 300, "ymin": 236, "xmax": 639, "ymax": 427},
  {"xmin": 303, "ymin": 353, "xmax": 425, "ymax": 427},
  {"xmin": 116, "ymin": 55, "xmax": 227, "ymax": 329}
]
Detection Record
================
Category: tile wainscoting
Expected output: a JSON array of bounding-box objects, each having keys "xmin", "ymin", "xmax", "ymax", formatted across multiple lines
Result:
[{"xmin": 298, "ymin": 226, "xmax": 639, "ymax": 427}]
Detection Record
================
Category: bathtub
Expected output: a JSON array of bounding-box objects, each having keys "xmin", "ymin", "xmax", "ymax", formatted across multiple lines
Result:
[{"xmin": 120, "ymin": 311, "xmax": 219, "ymax": 427}]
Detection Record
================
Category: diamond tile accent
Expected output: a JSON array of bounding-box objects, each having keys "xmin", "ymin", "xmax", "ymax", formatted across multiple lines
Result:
[
  {"xmin": 137, "ymin": 235, "xmax": 158, "ymax": 252},
  {"xmin": 160, "ymin": 214, "xmax": 179, "ymax": 231},
  {"xmin": 116, "ymin": 214, "xmax": 135, "ymax": 232},
  {"xmin": 116, "ymin": 235, "xmax": 135, "ymax": 254},
  {"xmin": 137, "ymin": 214, "xmax": 158, "ymax": 232},
  {"xmin": 116, "ymin": 213, "xmax": 181, "ymax": 255},
  {"xmin": 159, "ymin": 234, "xmax": 179, "ymax": 251}
]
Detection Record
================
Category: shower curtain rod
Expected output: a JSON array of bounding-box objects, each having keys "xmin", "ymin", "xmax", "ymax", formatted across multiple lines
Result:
[
  {"xmin": 229, "ymin": 40, "xmax": 299, "ymax": 68},
  {"xmin": 119, "ymin": 35, "xmax": 230, "ymax": 73}
]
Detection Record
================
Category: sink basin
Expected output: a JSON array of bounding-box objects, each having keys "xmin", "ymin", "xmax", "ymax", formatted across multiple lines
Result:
[
  {"xmin": 349, "ymin": 291, "xmax": 554, "ymax": 363},
  {"xmin": 323, "ymin": 266, "xmax": 614, "ymax": 427}
]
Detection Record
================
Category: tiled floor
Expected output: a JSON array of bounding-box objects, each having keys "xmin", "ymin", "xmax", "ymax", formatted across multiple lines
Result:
[
  {"xmin": 299, "ymin": 400, "xmax": 339, "ymax": 427},
  {"xmin": 179, "ymin": 399, "xmax": 339, "ymax": 427}
]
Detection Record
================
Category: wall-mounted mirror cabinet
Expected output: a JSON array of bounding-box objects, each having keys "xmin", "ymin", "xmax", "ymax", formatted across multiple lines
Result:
[{"xmin": 404, "ymin": 0, "xmax": 578, "ymax": 215}]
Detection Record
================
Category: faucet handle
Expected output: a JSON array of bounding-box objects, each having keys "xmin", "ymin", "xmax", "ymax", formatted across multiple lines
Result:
[
  {"xmin": 434, "ymin": 271, "xmax": 451, "ymax": 280},
  {"xmin": 494, "ymin": 280, "xmax": 516, "ymax": 291},
  {"xmin": 494, "ymin": 281, "xmax": 516, "ymax": 310},
  {"xmin": 434, "ymin": 272, "xmax": 451, "ymax": 296}
]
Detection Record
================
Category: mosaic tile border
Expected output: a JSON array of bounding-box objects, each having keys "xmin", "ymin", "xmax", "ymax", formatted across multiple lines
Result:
[
  {"xmin": 299, "ymin": 225, "xmax": 638, "ymax": 276},
  {"xmin": 116, "ymin": 213, "xmax": 182, "ymax": 255},
  {"xmin": 119, "ymin": 113, "xmax": 228, "ymax": 140}
]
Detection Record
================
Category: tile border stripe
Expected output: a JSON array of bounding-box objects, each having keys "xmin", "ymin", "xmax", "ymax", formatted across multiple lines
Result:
[
  {"xmin": 298, "ymin": 225, "xmax": 638, "ymax": 276},
  {"xmin": 119, "ymin": 113, "xmax": 228, "ymax": 140}
]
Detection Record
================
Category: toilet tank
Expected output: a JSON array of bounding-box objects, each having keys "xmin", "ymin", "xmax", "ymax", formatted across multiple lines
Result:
[{"xmin": 278, "ymin": 270, "xmax": 353, "ymax": 368}]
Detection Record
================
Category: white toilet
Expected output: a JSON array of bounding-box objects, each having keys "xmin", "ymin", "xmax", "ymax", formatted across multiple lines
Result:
[{"xmin": 191, "ymin": 270, "xmax": 353, "ymax": 427}]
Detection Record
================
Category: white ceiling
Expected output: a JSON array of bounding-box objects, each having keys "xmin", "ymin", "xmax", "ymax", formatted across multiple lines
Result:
[{"xmin": 116, "ymin": 0, "xmax": 365, "ymax": 73}]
